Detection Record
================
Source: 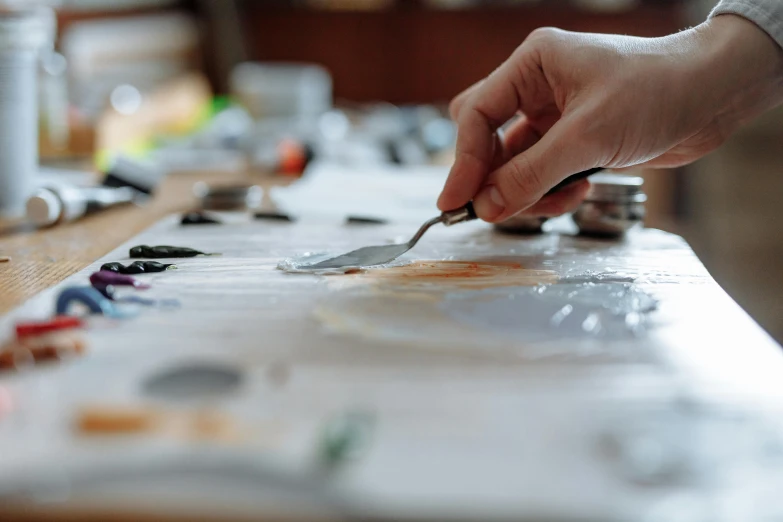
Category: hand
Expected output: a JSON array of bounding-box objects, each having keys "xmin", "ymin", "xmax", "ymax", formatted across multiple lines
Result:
[{"xmin": 438, "ymin": 15, "xmax": 783, "ymax": 222}]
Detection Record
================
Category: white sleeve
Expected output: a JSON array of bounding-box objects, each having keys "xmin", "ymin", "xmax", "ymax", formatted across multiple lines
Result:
[{"xmin": 710, "ymin": 0, "xmax": 783, "ymax": 49}]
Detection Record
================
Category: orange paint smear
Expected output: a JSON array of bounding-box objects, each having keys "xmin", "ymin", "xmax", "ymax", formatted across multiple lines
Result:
[{"xmin": 351, "ymin": 260, "xmax": 558, "ymax": 289}]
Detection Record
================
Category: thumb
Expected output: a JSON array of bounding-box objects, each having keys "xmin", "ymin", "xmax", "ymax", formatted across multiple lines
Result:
[{"xmin": 472, "ymin": 117, "xmax": 597, "ymax": 222}]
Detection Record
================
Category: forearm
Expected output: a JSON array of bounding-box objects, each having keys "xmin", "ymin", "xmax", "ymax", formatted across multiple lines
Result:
[
  {"xmin": 712, "ymin": 0, "xmax": 783, "ymax": 50},
  {"xmin": 695, "ymin": 12, "xmax": 783, "ymax": 133}
]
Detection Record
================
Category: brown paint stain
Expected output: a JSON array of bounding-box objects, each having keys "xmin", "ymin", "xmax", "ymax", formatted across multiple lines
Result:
[
  {"xmin": 349, "ymin": 260, "xmax": 558, "ymax": 289},
  {"xmin": 76, "ymin": 406, "xmax": 249, "ymax": 444}
]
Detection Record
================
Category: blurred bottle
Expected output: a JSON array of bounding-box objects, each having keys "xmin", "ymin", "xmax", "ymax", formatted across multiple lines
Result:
[{"xmin": 0, "ymin": 5, "xmax": 54, "ymax": 218}]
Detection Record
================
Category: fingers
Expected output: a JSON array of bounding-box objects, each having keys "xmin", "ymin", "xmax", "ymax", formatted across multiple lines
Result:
[
  {"xmin": 514, "ymin": 179, "xmax": 590, "ymax": 217},
  {"xmin": 449, "ymin": 80, "xmax": 484, "ymax": 121},
  {"xmin": 473, "ymin": 116, "xmax": 597, "ymax": 222},
  {"xmin": 490, "ymin": 116, "xmax": 541, "ymax": 171},
  {"xmin": 437, "ymin": 60, "xmax": 533, "ymax": 212}
]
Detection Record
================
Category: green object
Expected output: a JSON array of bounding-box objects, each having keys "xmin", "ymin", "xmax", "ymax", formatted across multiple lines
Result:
[
  {"xmin": 101, "ymin": 261, "xmax": 177, "ymax": 274},
  {"xmin": 211, "ymin": 96, "xmax": 233, "ymax": 115},
  {"xmin": 129, "ymin": 245, "xmax": 219, "ymax": 259},
  {"xmin": 319, "ymin": 411, "xmax": 375, "ymax": 467}
]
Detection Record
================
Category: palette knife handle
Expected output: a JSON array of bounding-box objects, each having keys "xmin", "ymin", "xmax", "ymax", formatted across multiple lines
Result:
[
  {"xmin": 441, "ymin": 168, "xmax": 603, "ymax": 227},
  {"xmin": 441, "ymin": 201, "xmax": 478, "ymax": 226}
]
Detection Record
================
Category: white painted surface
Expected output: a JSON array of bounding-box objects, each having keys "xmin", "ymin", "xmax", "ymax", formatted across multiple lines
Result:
[{"xmin": 1, "ymin": 166, "xmax": 782, "ymax": 521}]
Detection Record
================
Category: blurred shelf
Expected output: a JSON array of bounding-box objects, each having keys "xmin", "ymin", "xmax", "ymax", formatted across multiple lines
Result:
[
  {"xmin": 57, "ymin": 0, "xmax": 183, "ymax": 11},
  {"xmin": 54, "ymin": 2, "xmax": 191, "ymax": 48},
  {"xmin": 242, "ymin": 1, "xmax": 688, "ymax": 103},
  {"xmin": 239, "ymin": 0, "xmax": 688, "ymax": 13}
]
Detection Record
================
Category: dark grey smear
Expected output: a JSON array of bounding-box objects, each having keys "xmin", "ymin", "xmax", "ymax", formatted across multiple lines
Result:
[{"xmin": 142, "ymin": 363, "xmax": 244, "ymax": 400}]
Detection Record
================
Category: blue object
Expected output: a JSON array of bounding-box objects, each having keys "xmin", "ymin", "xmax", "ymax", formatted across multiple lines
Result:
[
  {"xmin": 94, "ymin": 283, "xmax": 179, "ymax": 309},
  {"xmin": 55, "ymin": 286, "xmax": 137, "ymax": 319}
]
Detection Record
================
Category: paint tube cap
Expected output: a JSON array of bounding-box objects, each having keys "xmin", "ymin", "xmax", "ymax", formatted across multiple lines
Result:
[{"xmin": 26, "ymin": 188, "xmax": 61, "ymax": 227}]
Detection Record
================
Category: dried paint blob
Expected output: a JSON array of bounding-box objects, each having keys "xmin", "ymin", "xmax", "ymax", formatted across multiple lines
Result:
[
  {"xmin": 101, "ymin": 261, "xmax": 177, "ymax": 275},
  {"xmin": 76, "ymin": 406, "xmax": 160, "ymax": 435},
  {"xmin": 129, "ymin": 245, "xmax": 219, "ymax": 259},
  {"xmin": 254, "ymin": 211, "xmax": 295, "ymax": 222},
  {"xmin": 16, "ymin": 316, "xmax": 84, "ymax": 338},
  {"xmin": 55, "ymin": 286, "xmax": 136, "ymax": 319},
  {"xmin": 90, "ymin": 271, "xmax": 150, "ymax": 289},
  {"xmin": 142, "ymin": 363, "xmax": 243, "ymax": 401},
  {"xmin": 441, "ymin": 282, "xmax": 658, "ymax": 340},
  {"xmin": 319, "ymin": 411, "xmax": 376, "ymax": 467},
  {"xmin": 346, "ymin": 215, "xmax": 388, "ymax": 225},
  {"xmin": 1, "ymin": 330, "xmax": 86, "ymax": 372},
  {"xmin": 95, "ymin": 284, "xmax": 180, "ymax": 308},
  {"xmin": 180, "ymin": 211, "xmax": 222, "ymax": 226}
]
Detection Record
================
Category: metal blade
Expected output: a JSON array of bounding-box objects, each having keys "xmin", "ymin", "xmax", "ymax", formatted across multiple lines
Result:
[{"xmin": 308, "ymin": 243, "xmax": 412, "ymax": 270}]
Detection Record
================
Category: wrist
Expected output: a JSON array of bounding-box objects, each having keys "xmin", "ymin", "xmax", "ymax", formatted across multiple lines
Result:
[{"xmin": 694, "ymin": 14, "xmax": 783, "ymax": 128}]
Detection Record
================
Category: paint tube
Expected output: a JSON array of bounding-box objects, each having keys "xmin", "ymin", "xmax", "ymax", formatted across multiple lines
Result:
[{"xmin": 26, "ymin": 185, "xmax": 141, "ymax": 227}]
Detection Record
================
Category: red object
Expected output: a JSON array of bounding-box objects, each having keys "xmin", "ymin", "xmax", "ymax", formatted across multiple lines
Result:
[
  {"xmin": 15, "ymin": 316, "xmax": 84, "ymax": 338},
  {"xmin": 278, "ymin": 139, "xmax": 308, "ymax": 176}
]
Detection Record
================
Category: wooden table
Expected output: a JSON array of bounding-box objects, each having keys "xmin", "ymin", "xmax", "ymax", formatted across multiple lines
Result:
[{"xmin": 0, "ymin": 170, "xmax": 271, "ymax": 315}]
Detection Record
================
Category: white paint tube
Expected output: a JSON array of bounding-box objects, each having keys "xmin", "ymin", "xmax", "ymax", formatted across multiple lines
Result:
[{"xmin": 26, "ymin": 185, "xmax": 141, "ymax": 227}]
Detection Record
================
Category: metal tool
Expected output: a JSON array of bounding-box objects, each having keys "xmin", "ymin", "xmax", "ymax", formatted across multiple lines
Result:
[
  {"xmin": 306, "ymin": 204, "xmax": 477, "ymax": 269},
  {"xmin": 306, "ymin": 168, "xmax": 603, "ymax": 270}
]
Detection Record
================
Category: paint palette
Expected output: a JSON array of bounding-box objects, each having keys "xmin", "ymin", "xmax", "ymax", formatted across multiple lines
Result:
[{"xmin": 1, "ymin": 165, "xmax": 783, "ymax": 521}]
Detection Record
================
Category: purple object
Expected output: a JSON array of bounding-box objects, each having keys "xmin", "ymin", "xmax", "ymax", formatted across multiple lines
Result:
[{"xmin": 90, "ymin": 271, "xmax": 150, "ymax": 290}]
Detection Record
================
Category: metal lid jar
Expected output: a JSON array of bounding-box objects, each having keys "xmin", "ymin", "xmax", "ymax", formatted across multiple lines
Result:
[{"xmin": 572, "ymin": 173, "xmax": 647, "ymax": 238}]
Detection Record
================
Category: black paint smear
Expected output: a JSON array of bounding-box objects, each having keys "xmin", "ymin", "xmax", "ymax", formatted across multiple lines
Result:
[
  {"xmin": 129, "ymin": 245, "xmax": 214, "ymax": 258},
  {"xmin": 101, "ymin": 261, "xmax": 176, "ymax": 274},
  {"xmin": 180, "ymin": 212, "xmax": 222, "ymax": 226},
  {"xmin": 346, "ymin": 215, "xmax": 388, "ymax": 225},
  {"xmin": 254, "ymin": 211, "xmax": 295, "ymax": 222}
]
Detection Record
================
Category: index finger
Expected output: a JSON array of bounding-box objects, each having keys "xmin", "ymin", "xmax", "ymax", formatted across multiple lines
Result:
[
  {"xmin": 449, "ymin": 79, "xmax": 483, "ymax": 121},
  {"xmin": 436, "ymin": 61, "xmax": 525, "ymax": 212}
]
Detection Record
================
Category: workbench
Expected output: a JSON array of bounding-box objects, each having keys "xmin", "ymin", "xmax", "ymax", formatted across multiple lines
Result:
[{"xmin": 0, "ymin": 165, "xmax": 782, "ymax": 521}]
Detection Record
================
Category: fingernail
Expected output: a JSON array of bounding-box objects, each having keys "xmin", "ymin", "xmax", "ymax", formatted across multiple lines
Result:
[{"xmin": 474, "ymin": 186, "xmax": 505, "ymax": 221}]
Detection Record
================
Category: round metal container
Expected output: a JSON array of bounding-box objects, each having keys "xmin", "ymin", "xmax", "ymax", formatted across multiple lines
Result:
[
  {"xmin": 494, "ymin": 215, "xmax": 548, "ymax": 235},
  {"xmin": 573, "ymin": 173, "xmax": 646, "ymax": 238},
  {"xmin": 193, "ymin": 183, "xmax": 263, "ymax": 211}
]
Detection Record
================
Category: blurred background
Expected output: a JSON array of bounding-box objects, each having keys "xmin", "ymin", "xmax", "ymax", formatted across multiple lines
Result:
[{"xmin": 26, "ymin": 0, "xmax": 783, "ymax": 342}]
